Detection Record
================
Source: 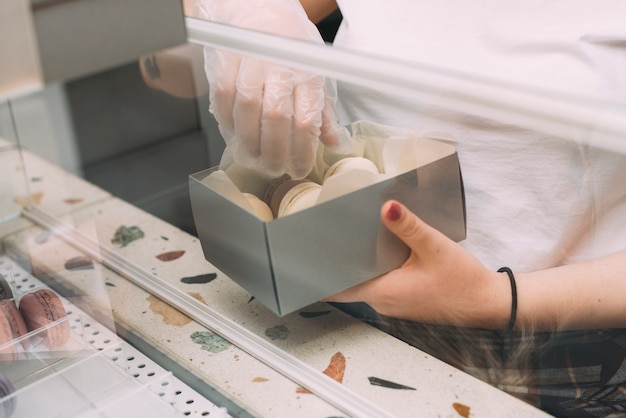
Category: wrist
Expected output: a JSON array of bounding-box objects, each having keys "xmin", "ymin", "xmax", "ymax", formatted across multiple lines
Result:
[
  {"xmin": 470, "ymin": 269, "xmax": 516, "ymax": 330},
  {"xmin": 497, "ymin": 267, "xmax": 517, "ymax": 332}
]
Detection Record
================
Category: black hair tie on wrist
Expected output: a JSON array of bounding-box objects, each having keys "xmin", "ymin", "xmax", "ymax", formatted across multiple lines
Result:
[{"xmin": 498, "ymin": 267, "xmax": 517, "ymax": 332}]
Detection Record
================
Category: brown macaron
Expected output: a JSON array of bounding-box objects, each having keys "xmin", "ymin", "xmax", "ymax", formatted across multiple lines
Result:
[
  {"xmin": 263, "ymin": 175, "xmax": 319, "ymax": 218},
  {"xmin": 19, "ymin": 289, "xmax": 69, "ymax": 348},
  {"xmin": 0, "ymin": 300, "xmax": 29, "ymax": 352}
]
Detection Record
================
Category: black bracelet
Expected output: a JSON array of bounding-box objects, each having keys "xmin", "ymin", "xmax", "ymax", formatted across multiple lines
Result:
[{"xmin": 498, "ymin": 267, "xmax": 517, "ymax": 332}]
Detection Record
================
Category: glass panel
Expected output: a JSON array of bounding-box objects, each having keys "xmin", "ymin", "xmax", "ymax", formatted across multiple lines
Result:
[
  {"xmin": 1, "ymin": 100, "xmax": 30, "ymax": 225},
  {"xmin": 1, "ymin": 2, "xmax": 625, "ymax": 417},
  {"xmin": 187, "ymin": 10, "xmax": 626, "ymax": 417}
]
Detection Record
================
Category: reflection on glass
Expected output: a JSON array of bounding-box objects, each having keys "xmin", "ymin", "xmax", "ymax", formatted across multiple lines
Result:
[
  {"xmin": 1, "ymin": 1, "xmax": 626, "ymax": 416},
  {"xmin": 189, "ymin": 3, "xmax": 626, "ymax": 416}
]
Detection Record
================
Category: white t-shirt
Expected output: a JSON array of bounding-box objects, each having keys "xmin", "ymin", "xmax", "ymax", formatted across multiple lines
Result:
[{"xmin": 333, "ymin": 0, "xmax": 626, "ymax": 271}]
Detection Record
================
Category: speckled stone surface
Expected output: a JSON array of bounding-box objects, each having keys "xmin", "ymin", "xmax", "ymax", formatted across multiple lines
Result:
[
  {"xmin": 4, "ymin": 222, "xmax": 344, "ymax": 418},
  {"xmin": 0, "ymin": 140, "xmax": 111, "ymax": 238},
  {"xmin": 0, "ymin": 145, "xmax": 550, "ymax": 417}
]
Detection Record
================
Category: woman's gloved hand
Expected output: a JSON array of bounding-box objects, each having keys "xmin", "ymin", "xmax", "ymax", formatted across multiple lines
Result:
[{"xmin": 197, "ymin": 0, "xmax": 349, "ymax": 179}]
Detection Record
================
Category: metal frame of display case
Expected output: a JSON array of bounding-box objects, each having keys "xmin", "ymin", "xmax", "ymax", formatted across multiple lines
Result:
[{"xmin": 185, "ymin": 17, "xmax": 626, "ymax": 156}]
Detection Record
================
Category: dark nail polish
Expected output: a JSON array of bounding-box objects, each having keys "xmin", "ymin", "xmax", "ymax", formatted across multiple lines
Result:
[{"xmin": 386, "ymin": 202, "xmax": 402, "ymax": 221}]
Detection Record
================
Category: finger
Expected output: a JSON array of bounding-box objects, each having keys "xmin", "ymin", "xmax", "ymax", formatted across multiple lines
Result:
[
  {"xmin": 319, "ymin": 94, "xmax": 351, "ymax": 154},
  {"xmin": 380, "ymin": 200, "xmax": 444, "ymax": 256},
  {"xmin": 288, "ymin": 79, "xmax": 324, "ymax": 179},
  {"xmin": 260, "ymin": 70, "xmax": 294, "ymax": 177},
  {"xmin": 319, "ymin": 99, "xmax": 339, "ymax": 147},
  {"xmin": 233, "ymin": 57, "xmax": 264, "ymax": 165},
  {"xmin": 205, "ymin": 48, "xmax": 238, "ymax": 135}
]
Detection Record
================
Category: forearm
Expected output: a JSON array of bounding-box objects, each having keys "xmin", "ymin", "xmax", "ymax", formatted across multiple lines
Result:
[
  {"xmin": 325, "ymin": 201, "xmax": 626, "ymax": 333},
  {"xmin": 299, "ymin": 0, "xmax": 338, "ymax": 24},
  {"xmin": 515, "ymin": 249, "xmax": 626, "ymax": 331},
  {"xmin": 140, "ymin": 43, "xmax": 208, "ymax": 99}
]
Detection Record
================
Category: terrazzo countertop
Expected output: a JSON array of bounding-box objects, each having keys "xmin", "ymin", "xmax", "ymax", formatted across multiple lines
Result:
[
  {"xmin": 0, "ymin": 143, "xmax": 551, "ymax": 417},
  {"xmin": 0, "ymin": 139, "xmax": 111, "ymax": 237}
]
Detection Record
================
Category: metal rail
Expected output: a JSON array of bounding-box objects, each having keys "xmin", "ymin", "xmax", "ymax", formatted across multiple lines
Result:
[{"xmin": 185, "ymin": 17, "xmax": 626, "ymax": 155}]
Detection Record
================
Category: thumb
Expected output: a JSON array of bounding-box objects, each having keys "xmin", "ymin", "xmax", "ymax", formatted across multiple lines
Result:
[{"xmin": 381, "ymin": 200, "xmax": 443, "ymax": 255}]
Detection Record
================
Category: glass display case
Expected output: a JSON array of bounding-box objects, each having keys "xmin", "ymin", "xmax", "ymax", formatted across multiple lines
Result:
[{"xmin": 1, "ymin": 1, "xmax": 625, "ymax": 417}]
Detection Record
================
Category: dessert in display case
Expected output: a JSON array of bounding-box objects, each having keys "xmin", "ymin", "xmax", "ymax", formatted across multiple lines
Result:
[
  {"xmin": 2, "ymin": 2, "xmax": 625, "ymax": 417},
  {"xmin": 0, "ymin": 141, "xmax": 230, "ymax": 417}
]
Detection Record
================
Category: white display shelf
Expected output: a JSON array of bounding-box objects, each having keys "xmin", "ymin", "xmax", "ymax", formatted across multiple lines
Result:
[{"xmin": 0, "ymin": 255, "xmax": 227, "ymax": 418}]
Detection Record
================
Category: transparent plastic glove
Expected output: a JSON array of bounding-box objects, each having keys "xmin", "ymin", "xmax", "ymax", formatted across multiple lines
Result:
[{"xmin": 197, "ymin": 0, "xmax": 350, "ymax": 179}]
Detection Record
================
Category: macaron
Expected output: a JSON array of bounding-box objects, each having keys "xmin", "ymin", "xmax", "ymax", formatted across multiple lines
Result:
[
  {"xmin": 277, "ymin": 182, "xmax": 322, "ymax": 218},
  {"xmin": 323, "ymin": 157, "xmax": 380, "ymax": 183},
  {"xmin": 224, "ymin": 163, "xmax": 273, "ymax": 198},
  {"xmin": 0, "ymin": 371, "xmax": 16, "ymax": 418},
  {"xmin": 0, "ymin": 275, "xmax": 13, "ymax": 301},
  {"xmin": 0, "ymin": 311, "xmax": 17, "ymax": 361},
  {"xmin": 0, "ymin": 300, "xmax": 28, "ymax": 352},
  {"xmin": 242, "ymin": 193, "xmax": 274, "ymax": 221},
  {"xmin": 19, "ymin": 289, "xmax": 69, "ymax": 349},
  {"xmin": 263, "ymin": 175, "xmax": 319, "ymax": 219}
]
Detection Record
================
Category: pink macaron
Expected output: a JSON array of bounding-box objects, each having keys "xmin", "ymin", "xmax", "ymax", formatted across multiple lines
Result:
[
  {"xmin": 0, "ymin": 310, "xmax": 17, "ymax": 361},
  {"xmin": 19, "ymin": 289, "xmax": 70, "ymax": 349},
  {"xmin": 0, "ymin": 300, "xmax": 29, "ymax": 354}
]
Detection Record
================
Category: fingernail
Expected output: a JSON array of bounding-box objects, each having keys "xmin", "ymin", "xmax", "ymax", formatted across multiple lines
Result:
[{"xmin": 386, "ymin": 202, "xmax": 402, "ymax": 222}]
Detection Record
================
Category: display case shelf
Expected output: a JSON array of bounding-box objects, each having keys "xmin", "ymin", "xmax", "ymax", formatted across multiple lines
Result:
[{"xmin": 0, "ymin": 255, "xmax": 227, "ymax": 418}]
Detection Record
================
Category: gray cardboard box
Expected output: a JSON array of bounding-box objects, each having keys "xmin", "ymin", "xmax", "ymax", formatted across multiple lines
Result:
[{"xmin": 189, "ymin": 141, "xmax": 466, "ymax": 316}]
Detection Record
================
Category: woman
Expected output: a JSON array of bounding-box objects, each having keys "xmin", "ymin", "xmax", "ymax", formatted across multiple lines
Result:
[{"xmin": 199, "ymin": 1, "xmax": 626, "ymax": 415}]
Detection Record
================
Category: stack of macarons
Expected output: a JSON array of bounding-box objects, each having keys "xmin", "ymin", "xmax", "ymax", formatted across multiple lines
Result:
[
  {"xmin": 0, "ymin": 274, "xmax": 70, "ymax": 356},
  {"xmin": 0, "ymin": 299, "xmax": 28, "ymax": 359},
  {"xmin": 253, "ymin": 157, "xmax": 380, "ymax": 220},
  {"xmin": 235, "ymin": 157, "xmax": 381, "ymax": 221},
  {"xmin": 262, "ymin": 175, "xmax": 323, "ymax": 219},
  {"xmin": 0, "ymin": 274, "xmax": 26, "ymax": 360}
]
